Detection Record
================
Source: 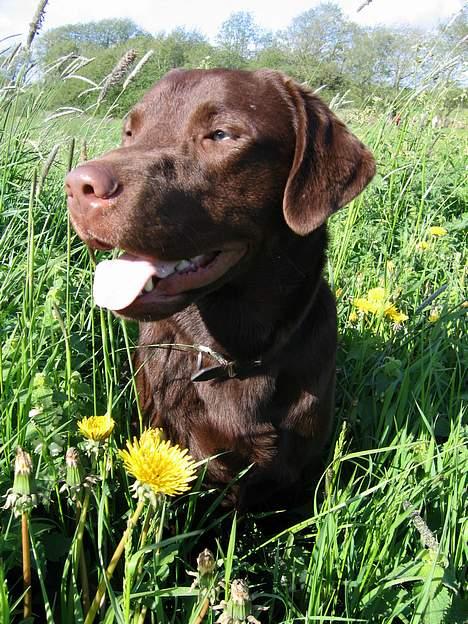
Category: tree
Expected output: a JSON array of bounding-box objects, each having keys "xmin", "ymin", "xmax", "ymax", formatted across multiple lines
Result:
[
  {"xmin": 216, "ymin": 12, "xmax": 262, "ymax": 61},
  {"xmin": 344, "ymin": 27, "xmax": 401, "ymax": 87},
  {"xmin": 278, "ymin": 3, "xmax": 356, "ymax": 90},
  {"xmin": 432, "ymin": 7, "xmax": 467, "ymax": 84},
  {"xmin": 284, "ymin": 3, "xmax": 354, "ymax": 66},
  {"xmin": 36, "ymin": 19, "xmax": 148, "ymax": 66},
  {"xmin": 438, "ymin": 5, "xmax": 468, "ymax": 49}
]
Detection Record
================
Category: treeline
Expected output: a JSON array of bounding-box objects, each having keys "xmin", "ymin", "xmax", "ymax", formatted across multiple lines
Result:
[{"xmin": 25, "ymin": 3, "xmax": 468, "ymax": 114}]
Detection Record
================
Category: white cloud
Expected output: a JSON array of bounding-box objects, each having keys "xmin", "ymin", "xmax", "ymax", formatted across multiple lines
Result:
[
  {"xmin": 0, "ymin": 0, "xmax": 464, "ymax": 44},
  {"xmin": 340, "ymin": 0, "xmax": 464, "ymax": 28}
]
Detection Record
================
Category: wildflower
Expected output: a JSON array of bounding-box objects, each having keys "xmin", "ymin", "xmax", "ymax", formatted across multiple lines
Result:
[
  {"xmin": 197, "ymin": 549, "xmax": 217, "ymax": 577},
  {"xmin": 188, "ymin": 548, "xmax": 220, "ymax": 611},
  {"xmin": 3, "ymin": 448, "xmax": 38, "ymax": 516},
  {"xmin": 60, "ymin": 447, "xmax": 98, "ymax": 504},
  {"xmin": 384, "ymin": 304, "xmax": 409, "ymax": 323},
  {"xmin": 416, "ymin": 241, "xmax": 430, "ymax": 251},
  {"xmin": 214, "ymin": 579, "xmax": 265, "ymax": 624},
  {"xmin": 353, "ymin": 297, "xmax": 379, "ymax": 313},
  {"xmin": 86, "ymin": 429, "xmax": 195, "ymax": 624},
  {"xmin": 428, "ymin": 308, "xmax": 440, "ymax": 323},
  {"xmin": 353, "ymin": 287, "xmax": 408, "ymax": 324},
  {"xmin": 367, "ymin": 287, "xmax": 386, "ymax": 303},
  {"xmin": 348, "ymin": 310, "xmax": 358, "ymax": 323},
  {"xmin": 78, "ymin": 414, "xmax": 115, "ymax": 442},
  {"xmin": 5, "ymin": 448, "xmax": 37, "ymax": 618},
  {"xmin": 65, "ymin": 447, "xmax": 83, "ymax": 487},
  {"xmin": 119, "ymin": 429, "xmax": 196, "ymax": 497},
  {"xmin": 429, "ymin": 226, "xmax": 447, "ymax": 237},
  {"xmin": 354, "ymin": 287, "xmax": 387, "ymax": 313}
]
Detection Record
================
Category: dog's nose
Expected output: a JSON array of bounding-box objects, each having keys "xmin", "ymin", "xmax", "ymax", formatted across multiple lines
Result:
[{"xmin": 65, "ymin": 163, "xmax": 119, "ymax": 212}]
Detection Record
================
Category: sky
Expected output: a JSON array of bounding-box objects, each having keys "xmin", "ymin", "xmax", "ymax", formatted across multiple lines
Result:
[{"xmin": 0, "ymin": 0, "xmax": 464, "ymax": 45}]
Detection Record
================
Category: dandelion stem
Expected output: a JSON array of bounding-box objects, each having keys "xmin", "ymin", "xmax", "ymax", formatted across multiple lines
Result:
[
  {"xmin": 132, "ymin": 506, "xmax": 155, "ymax": 622},
  {"xmin": 74, "ymin": 490, "xmax": 91, "ymax": 613},
  {"xmin": 136, "ymin": 605, "xmax": 148, "ymax": 624},
  {"xmin": 193, "ymin": 597, "xmax": 210, "ymax": 624},
  {"xmin": 137, "ymin": 505, "xmax": 154, "ymax": 577},
  {"xmin": 22, "ymin": 512, "xmax": 32, "ymax": 618},
  {"xmin": 84, "ymin": 499, "xmax": 145, "ymax": 624},
  {"xmin": 138, "ymin": 505, "xmax": 154, "ymax": 550},
  {"xmin": 79, "ymin": 546, "xmax": 90, "ymax": 613}
]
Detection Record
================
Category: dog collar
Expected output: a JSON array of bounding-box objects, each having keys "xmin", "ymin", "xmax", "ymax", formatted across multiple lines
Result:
[
  {"xmin": 143, "ymin": 274, "xmax": 320, "ymax": 383},
  {"xmin": 141, "ymin": 342, "xmax": 264, "ymax": 382},
  {"xmin": 191, "ymin": 358, "xmax": 263, "ymax": 382}
]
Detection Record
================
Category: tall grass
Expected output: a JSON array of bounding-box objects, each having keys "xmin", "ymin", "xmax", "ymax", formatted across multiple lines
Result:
[{"xmin": 0, "ymin": 32, "xmax": 466, "ymax": 624}]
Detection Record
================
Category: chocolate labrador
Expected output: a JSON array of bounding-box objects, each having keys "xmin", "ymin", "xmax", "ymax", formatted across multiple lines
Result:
[{"xmin": 66, "ymin": 69, "xmax": 375, "ymax": 508}]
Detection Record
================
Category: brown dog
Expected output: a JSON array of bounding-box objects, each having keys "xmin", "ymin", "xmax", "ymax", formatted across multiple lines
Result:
[{"xmin": 66, "ymin": 69, "xmax": 375, "ymax": 508}]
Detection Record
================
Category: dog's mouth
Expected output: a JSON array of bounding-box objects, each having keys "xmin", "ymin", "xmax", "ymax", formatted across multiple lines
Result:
[{"xmin": 92, "ymin": 245, "xmax": 247, "ymax": 313}]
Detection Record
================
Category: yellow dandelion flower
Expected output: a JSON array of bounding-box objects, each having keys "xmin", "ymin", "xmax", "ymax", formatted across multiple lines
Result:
[
  {"xmin": 416, "ymin": 241, "xmax": 430, "ymax": 251},
  {"xmin": 120, "ymin": 429, "xmax": 196, "ymax": 497},
  {"xmin": 354, "ymin": 288, "xmax": 386, "ymax": 314},
  {"xmin": 353, "ymin": 287, "xmax": 407, "ymax": 323},
  {"xmin": 429, "ymin": 226, "xmax": 447, "ymax": 237},
  {"xmin": 353, "ymin": 297, "xmax": 379, "ymax": 314},
  {"xmin": 349, "ymin": 310, "xmax": 358, "ymax": 323},
  {"xmin": 78, "ymin": 414, "xmax": 115, "ymax": 441},
  {"xmin": 384, "ymin": 304, "xmax": 408, "ymax": 323},
  {"xmin": 367, "ymin": 287, "xmax": 386, "ymax": 303}
]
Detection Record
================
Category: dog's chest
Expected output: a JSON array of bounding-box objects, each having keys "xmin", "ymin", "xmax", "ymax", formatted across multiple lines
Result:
[{"xmin": 137, "ymin": 340, "xmax": 279, "ymax": 475}]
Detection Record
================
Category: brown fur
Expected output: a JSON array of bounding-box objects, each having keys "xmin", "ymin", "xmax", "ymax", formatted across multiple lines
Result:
[{"xmin": 66, "ymin": 69, "xmax": 375, "ymax": 508}]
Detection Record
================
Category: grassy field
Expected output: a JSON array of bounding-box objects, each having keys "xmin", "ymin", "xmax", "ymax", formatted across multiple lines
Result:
[{"xmin": 0, "ymin": 50, "xmax": 467, "ymax": 623}]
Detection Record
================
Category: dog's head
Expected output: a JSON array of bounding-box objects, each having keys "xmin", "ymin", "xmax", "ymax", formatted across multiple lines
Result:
[{"xmin": 66, "ymin": 69, "xmax": 375, "ymax": 321}]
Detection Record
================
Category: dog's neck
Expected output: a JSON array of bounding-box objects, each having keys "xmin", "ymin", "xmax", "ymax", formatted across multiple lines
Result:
[{"xmin": 175, "ymin": 226, "xmax": 328, "ymax": 364}]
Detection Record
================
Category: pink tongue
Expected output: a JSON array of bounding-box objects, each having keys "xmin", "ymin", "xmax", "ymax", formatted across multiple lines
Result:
[{"xmin": 93, "ymin": 254, "xmax": 156, "ymax": 311}]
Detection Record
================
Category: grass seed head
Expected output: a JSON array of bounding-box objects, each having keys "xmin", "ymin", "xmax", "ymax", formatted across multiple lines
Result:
[
  {"xmin": 26, "ymin": 0, "xmax": 49, "ymax": 49},
  {"xmin": 98, "ymin": 49, "xmax": 138, "ymax": 103}
]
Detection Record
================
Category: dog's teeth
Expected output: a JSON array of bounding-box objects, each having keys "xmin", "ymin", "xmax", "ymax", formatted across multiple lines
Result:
[
  {"xmin": 154, "ymin": 261, "xmax": 178, "ymax": 278},
  {"xmin": 191, "ymin": 254, "xmax": 205, "ymax": 266},
  {"xmin": 143, "ymin": 277, "xmax": 154, "ymax": 292},
  {"xmin": 175, "ymin": 259, "xmax": 192, "ymax": 272}
]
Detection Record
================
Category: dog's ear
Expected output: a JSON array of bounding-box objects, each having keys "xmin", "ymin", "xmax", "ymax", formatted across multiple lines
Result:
[{"xmin": 282, "ymin": 78, "xmax": 376, "ymax": 235}]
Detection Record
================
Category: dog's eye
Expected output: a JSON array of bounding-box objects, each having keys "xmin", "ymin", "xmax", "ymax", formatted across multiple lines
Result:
[
  {"xmin": 125, "ymin": 130, "xmax": 132, "ymax": 137},
  {"xmin": 211, "ymin": 129, "xmax": 231, "ymax": 141}
]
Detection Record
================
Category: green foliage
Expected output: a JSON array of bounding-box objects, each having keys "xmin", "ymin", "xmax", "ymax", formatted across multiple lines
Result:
[
  {"xmin": 216, "ymin": 11, "xmax": 263, "ymax": 59},
  {"xmin": 18, "ymin": 2, "xmax": 466, "ymax": 119},
  {"xmin": 37, "ymin": 18, "xmax": 148, "ymax": 63},
  {"xmin": 0, "ymin": 6, "xmax": 466, "ymax": 623}
]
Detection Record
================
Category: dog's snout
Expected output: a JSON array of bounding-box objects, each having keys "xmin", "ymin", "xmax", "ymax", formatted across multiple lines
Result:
[{"xmin": 65, "ymin": 163, "xmax": 119, "ymax": 211}]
